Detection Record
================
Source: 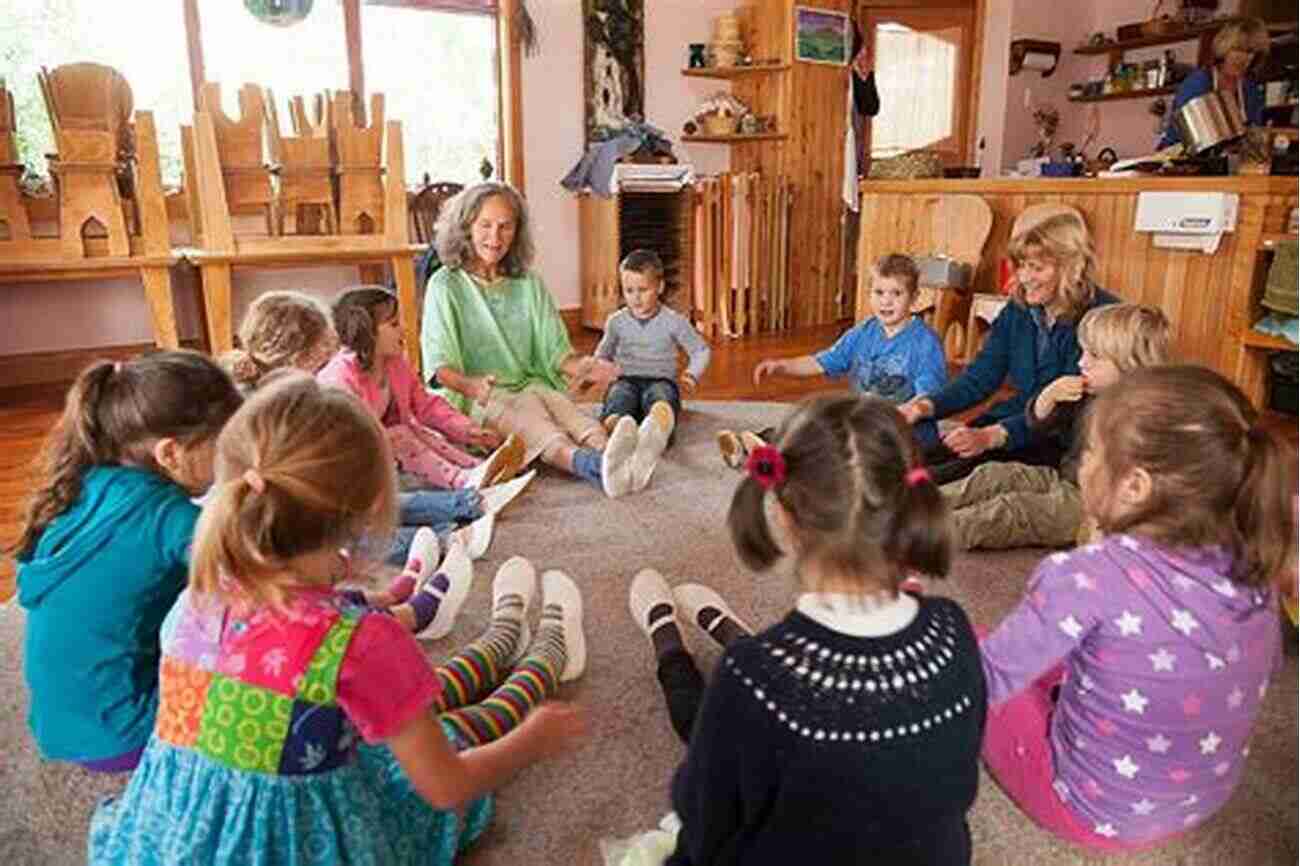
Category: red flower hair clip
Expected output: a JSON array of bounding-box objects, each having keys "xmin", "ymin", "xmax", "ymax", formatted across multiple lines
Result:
[{"xmin": 745, "ymin": 444, "xmax": 788, "ymax": 491}]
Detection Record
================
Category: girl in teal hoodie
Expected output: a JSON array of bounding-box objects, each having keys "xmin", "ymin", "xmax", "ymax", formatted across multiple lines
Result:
[{"xmin": 10, "ymin": 352, "xmax": 242, "ymax": 772}]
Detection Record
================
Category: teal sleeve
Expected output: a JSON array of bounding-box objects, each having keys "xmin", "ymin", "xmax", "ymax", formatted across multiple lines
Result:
[{"xmin": 158, "ymin": 496, "xmax": 201, "ymax": 573}]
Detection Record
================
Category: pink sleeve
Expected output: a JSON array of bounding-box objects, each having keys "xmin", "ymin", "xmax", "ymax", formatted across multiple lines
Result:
[
  {"xmin": 394, "ymin": 357, "xmax": 477, "ymax": 442},
  {"xmin": 337, "ymin": 612, "xmax": 441, "ymax": 743}
]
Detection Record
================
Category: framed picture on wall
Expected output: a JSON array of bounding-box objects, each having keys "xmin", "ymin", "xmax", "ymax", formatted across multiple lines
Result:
[
  {"xmin": 794, "ymin": 6, "xmax": 851, "ymax": 66},
  {"xmin": 583, "ymin": 0, "xmax": 645, "ymax": 143}
]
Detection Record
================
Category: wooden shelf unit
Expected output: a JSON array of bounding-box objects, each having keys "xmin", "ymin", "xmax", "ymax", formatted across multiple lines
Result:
[
  {"xmin": 1242, "ymin": 330, "xmax": 1296, "ymax": 352},
  {"xmin": 1069, "ymin": 86, "xmax": 1176, "ymax": 103},
  {"xmin": 681, "ymin": 132, "xmax": 788, "ymax": 143},
  {"xmin": 1073, "ymin": 22, "xmax": 1224, "ymax": 57},
  {"xmin": 681, "ymin": 63, "xmax": 790, "ymax": 79}
]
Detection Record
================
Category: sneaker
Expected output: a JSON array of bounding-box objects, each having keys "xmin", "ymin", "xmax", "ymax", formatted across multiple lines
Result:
[
  {"xmin": 462, "ymin": 433, "xmax": 526, "ymax": 489},
  {"xmin": 479, "ymin": 468, "xmax": 537, "ymax": 516},
  {"xmin": 414, "ymin": 540, "xmax": 473, "ymax": 640},
  {"xmin": 673, "ymin": 583, "xmax": 753, "ymax": 639},
  {"xmin": 451, "ymin": 513, "xmax": 494, "ymax": 560},
  {"xmin": 403, "ymin": 527, "xmax": 440, "ymax": 581},
  {"xmin": 630, "ymin": 401, "xmax": 675, "ymax": 492},
  {"xmin": 540, "ymin": 569, "xmax": 586, "ymax": 682},
  {"xmin": 717, "ymin": 430, "xmax": 744, "ymax": 469},
  {"xmin": 601, "ymin": 416, "xmax": 640, "ymax": 498},
  {"xmin": 493, "ymin": 556, "xmax": 536, "ymax": 665},
  {"xmin": 628, "ymin": 568, "xmax": 678, "ymax": 647}
]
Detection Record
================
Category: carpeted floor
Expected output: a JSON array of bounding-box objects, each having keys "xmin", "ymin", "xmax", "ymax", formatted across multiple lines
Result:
[{"xmin": 0, "ymin": 401, "xmax": 1295, "ymax": 866}]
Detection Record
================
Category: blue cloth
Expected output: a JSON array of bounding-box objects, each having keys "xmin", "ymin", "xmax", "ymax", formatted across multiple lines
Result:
[
  {"xmin": 1158, "ymin": 68, "xmax": 1265, "ymax": 148},
  {"xmin": 17, "ymin": 466, "xmax": 197, "ymax": 762},
  {"xmin": 560, "ymin": 122, "xmax": 675, "ymax": 197},
  {"xmin": 573, "ymin": 447, "xmax": 604, "ymax": 488},
  {"xmin": 928, "ymin": 289, "xmax": 1119, "ymax": 452},
  {"xmin": 815, "ymin": 315, "xmax": 946, "ymax": 444},
  {"xmin": 601, "ymin": 377, "xmax": 682, "ymax": 448},
  {"xmin": 383, "ymin": 489, "xmax": 483, "ymax": 565}
]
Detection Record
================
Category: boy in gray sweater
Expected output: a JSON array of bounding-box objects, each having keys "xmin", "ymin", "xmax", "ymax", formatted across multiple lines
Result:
[{"xmin": 594, "ymin": 249, "xmax": 711, "ymax": 449}]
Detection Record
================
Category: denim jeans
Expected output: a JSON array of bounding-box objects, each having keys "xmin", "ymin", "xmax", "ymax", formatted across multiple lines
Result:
[
  {"xmin": 382, "ymin": 489, "xmax": 483, "ymax": 565},
  {"xmin": 601, "ymin": 376, "xmax": 682, "ymax": 447}
]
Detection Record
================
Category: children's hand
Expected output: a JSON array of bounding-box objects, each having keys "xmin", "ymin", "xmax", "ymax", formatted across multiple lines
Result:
[
  {"xmin": 465, "ymin": 374, "xmax": 497, "ymax": 406},
  {"xmin": 523, "ymin": 701, "xmax": 589, "ymax": 760},
  {"xmin": 898, "ymin": 397, "xmax": 933, "ymax": 426},
  {"xmin": 466, "ymin": 425, "xmax": 503, "ymax": 449},
  {"xmin": 1042, "ymin": 375, "xmax": 1087, "ymax": 407},
  {"xmin": 942, "ymin": 424, "xmax": 1005, "ymax": 457},
  {"xmin": 752, "ymin": 359, "xmax": 784, "ymax": 386},
  {"xmin": 680, "ymin": 371, "xmax": 698, "ymax": 394}
]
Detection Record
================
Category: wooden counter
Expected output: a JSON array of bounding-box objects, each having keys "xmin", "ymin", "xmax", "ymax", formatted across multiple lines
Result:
[{"xmin": 856, "ymin": 176, "xmax": 1298, "ymax": 407}]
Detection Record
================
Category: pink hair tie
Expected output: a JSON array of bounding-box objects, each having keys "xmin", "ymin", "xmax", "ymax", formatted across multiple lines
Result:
[
  {"xmin": 905, "ymin": 467, "xmax": 931, "ymax": 487},
  {"xmin": 243, "ymin": 468, "xmax": 266, "ymax": 494},
  {"xmin": 745, "ymin": 444, "xmax": 788, "ymax": 491}
]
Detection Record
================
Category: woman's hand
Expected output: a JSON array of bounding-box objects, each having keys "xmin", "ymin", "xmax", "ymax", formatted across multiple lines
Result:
[
  {"xmin": 680, "ymin": 371, "xmax": 699, "ymax": 394},
  {"xmin": 942, "ymin": 424, "xmax": 1006, "ymax": 458},
  {"xmin": 465, "ymin": 425, "xmax": 503, "ymax": 449},
  {"xmin": 898, "ymin": 397, "xmax": 934, "ymax": 426}
]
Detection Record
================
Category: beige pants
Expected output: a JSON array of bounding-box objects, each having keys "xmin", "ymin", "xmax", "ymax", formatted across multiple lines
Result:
[
  {"xmin": 482, "ymin": 384, "xmax": 604, "ymax": 463},
  {"xmin": 942, "ymin": 462, "xmax": 1082, "ymax": 551}
]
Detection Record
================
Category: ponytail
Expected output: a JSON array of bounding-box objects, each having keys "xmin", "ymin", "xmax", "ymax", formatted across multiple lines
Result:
[
  {"xmin": 883, "ymin": 469, "xmax": 954, "ymax": 577},
  {"xmin": 1232, "ymin": 426, "xmax": 1295, "ymax": 587},
  {"xmin": 220, "ymin": 349, "xmax": 263, "ymax": 388},
  {"xmin": 8, "ymin": 353, "xmax": 241, "ymax": 561},
  {"xmin": 728, "ymin": 473, "xmax": 786, "ymax": 572},
  {"xmin": 332, "ymin": 285, "xmax": 395, "ymax": 371},
  {"xmin": 189, "ymin": 474, "xmax": 295, "ymax": 610}
]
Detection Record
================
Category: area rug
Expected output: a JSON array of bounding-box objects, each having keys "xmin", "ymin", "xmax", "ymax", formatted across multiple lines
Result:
[{"xmin": 0, "ymin": 401, "xmax": 1294, "ymax": 866}]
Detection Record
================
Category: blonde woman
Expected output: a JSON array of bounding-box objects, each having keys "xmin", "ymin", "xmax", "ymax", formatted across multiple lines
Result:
[
  {"xmin": 1159, "ymin": 17, "xmax": 1270, "ymax": 149},
  {"xmin": 899, "ymin": 211, "xmax": 1120, "ymax": 484}
]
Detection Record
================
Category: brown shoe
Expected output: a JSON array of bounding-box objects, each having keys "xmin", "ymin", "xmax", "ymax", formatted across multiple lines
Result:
[
  {"xmin": 739, "ymin": 430, "xmax": 767, "ymax": 454},
  {"xmin": 602, "ymin": 414, "xmax": 621, "ymax": 434},
  {"xmin": 717, "ymin": 430, "xmax": 744, "ymax": 469}
]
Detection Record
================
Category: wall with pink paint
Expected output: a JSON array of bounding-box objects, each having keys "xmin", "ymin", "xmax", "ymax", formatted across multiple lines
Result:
[
  {"xmin": 0, "ymin": 1, "xmax": 737, "ymax": 358},
  {"xmin": 994, "ymin": 0, "xmax": 1244, "ymax": 169}
]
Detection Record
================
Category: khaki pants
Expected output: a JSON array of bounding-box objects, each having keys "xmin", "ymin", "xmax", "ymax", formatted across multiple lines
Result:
[
  {"xmin": 482, "ymin": 384, "xmax": 604, "ymax": 464},
  {"xmin": 942, "ymin": 462, "xmax": 1082, "ymax": 551}
]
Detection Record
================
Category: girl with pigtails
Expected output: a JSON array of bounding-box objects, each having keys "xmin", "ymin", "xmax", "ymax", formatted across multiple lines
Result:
[{"xmin": 624, "ymin": 393, "xmax": 987, "ymax": 865}]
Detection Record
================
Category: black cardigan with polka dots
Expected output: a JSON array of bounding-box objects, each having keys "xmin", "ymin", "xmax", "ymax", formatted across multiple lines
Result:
[{"xmin": 668, "ymin": 596, "xmax": 987, "ymax": 866}]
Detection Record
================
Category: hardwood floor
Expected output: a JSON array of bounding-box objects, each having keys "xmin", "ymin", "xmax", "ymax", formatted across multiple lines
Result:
[{"xmin": 3, "ymin": 321, "xmax": 1295, "ymax": 605}]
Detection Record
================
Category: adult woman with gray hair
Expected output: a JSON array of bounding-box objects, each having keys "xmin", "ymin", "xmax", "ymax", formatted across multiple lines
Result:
[
  {"xmin": 421, "ymin": 182, "xmax": 671, "ymax": 498},
  {"xmin": 1158, "ymin": 17, "xmax": 1270, "ymax": 149}
]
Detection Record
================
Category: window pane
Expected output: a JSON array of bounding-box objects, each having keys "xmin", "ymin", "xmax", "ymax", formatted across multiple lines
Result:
[
  {"xmin": 872, "ymin": 23, "xmax": 959, "ymax": 158},
  {"xmin": 3, "ymin": 0, "xmax": 191, "ymax": 184},
  {"xmin": 362, "ymin": 3, "xmax": 499, "ymax": 186},
  {"xmin": 200, "ymin": 0, "xmax": 350, "ymax": 118}
]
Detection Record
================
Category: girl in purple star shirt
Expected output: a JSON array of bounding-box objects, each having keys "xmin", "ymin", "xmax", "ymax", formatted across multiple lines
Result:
[{"xmin": 979, "ymin": 365, "xmax": 1294, "ymax": 852}]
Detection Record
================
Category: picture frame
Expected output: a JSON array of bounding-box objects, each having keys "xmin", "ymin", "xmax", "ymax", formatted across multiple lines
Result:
[
  {"xmin": 794, "ymin": 6, "xmax": 851, "ymax": 66},
  {"xmin": 583, "ymin": 0, "xmax": 646, "ymax": 144}
]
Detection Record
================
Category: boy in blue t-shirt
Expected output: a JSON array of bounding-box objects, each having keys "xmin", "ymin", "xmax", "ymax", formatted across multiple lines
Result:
[{"xmin": 720, "ymin": 254, "xmax": 945, "ymax": 464}]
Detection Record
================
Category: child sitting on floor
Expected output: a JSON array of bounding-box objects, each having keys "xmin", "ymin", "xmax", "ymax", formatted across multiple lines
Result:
[
  {"xmin": 943, "ymin": 303, "xmax": 1170, "ymax": 550},
  {"xmin": 10, "ymin": 352, "xmax": 243, "ymax": 773},
  {"xmin": 89, "ymin": 373, "xmax": 588, "ymax": 865},
  {"xmin": 594, "ymin": 249, "xmax": 711, "ymax": 458},
  {"xmin": 228, "ymin": 288, "xmax": 524, "ymax": 565},
  {"xmin": 980, "ymin": 365, "xmax": 1292, "ymax": 852},
  {"xmin": 219, "ymin": 290, "xmax": 339, "ymax": 392},
  {"xmin": 319, "ymin": 285, "xmax": 526, "ymax": 491},
  {"xmin": 721, "ymin": 253, "xmax": 946, "ymax": 465},
  {"xmin": 627, "ymin": 393, "xmax": 986, "ymax": 865}
]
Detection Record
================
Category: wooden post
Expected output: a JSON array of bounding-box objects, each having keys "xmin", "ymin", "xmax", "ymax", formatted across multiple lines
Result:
[
  {"xmin": 343, "ymin": 0, "xmax": 365, "ymax": 122},
  {"xmin": 498, "ymin": 0, "xmax": 525, "ymax": 190},
  {"xmin": 183, "ymin": 0, "xmax": 205, "ymax": 112}
]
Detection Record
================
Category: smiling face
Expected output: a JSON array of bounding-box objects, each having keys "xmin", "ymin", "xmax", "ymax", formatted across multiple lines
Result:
[
  {"xmin": 470, "ymin": 194, "xmax": 518, "ymax": 276},
  {"xmin": 1222, "ymin": 47, "xmax": 1255, "ymax": 78},
  {"xmin": 870, "ymin": 273, "xmax": 913, "ymax": 329},
  {"xmin": 1016, "ymin": 247, "xmax": 1062, "ymax": 309},
  {"xmin": 621, "ymin": 269, "xmax": 663, "ymax": 319}
]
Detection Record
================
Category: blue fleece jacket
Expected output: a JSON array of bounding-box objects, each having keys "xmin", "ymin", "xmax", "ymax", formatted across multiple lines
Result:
[
  {"xmin": 1158, "ymin": 68, "xmax": 1265, "ymax": 149},
  {"xmin": 927, "ymin": 288, "xmax": 1119, "ymax": 451},
  {"xmin": 17, "ymin": 466, "xmax": 197, "ymax": 762}
]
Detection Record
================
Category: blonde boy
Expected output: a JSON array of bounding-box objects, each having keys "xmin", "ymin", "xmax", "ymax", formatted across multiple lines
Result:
[{"xmin": 943, "ymin": 303, "xmax": 1171, "ymax": 550}]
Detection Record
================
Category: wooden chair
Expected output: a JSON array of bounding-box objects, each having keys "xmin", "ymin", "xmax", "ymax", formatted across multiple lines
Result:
[
  {"xmin": 409, "ymin": 177, "xmax": 462, "ymax": 244},
  {"xmin": 908, "ymin": 194, "xmax": 993, "ymax": 359}
]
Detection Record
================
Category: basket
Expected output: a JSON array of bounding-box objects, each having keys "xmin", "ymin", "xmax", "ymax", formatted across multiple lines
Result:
[
  {"xmin": 699, "ymin": 112, "xmax": 737, "ymax": 136},
  {"xmin": 1140, "ymin": 0, "xmax": 1178, "ymax": 36}
]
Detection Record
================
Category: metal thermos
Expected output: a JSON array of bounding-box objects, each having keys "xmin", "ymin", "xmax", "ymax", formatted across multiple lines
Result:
[{"xmin": 1174, "ymin": 91, "xmax": 1246, "ymax": 154}]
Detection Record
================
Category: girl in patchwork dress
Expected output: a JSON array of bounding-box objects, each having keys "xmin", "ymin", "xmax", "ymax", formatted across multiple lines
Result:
[{"xmin": 89, "ymin": 373, "xmax": 588, "ymax": 866}]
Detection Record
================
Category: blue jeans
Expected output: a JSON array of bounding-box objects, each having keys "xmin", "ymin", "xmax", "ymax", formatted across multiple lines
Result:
[
  {"xmin": 601, "ymin": 376, "xmax": 681, "ymax": 447},
  {"xmin": 383, "ymin": 489, "xmax": 483, "ymax": 565}
]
